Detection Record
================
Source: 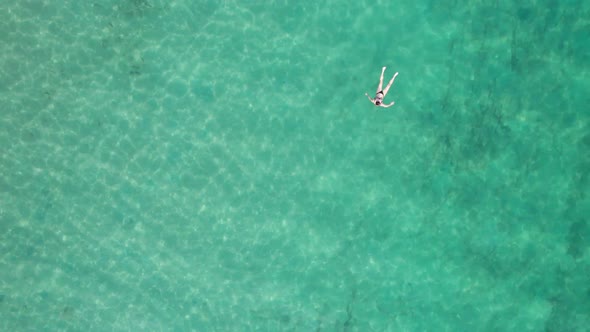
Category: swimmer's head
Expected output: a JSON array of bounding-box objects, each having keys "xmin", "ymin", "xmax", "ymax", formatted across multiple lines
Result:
[{"xmin": 375, "ymin": 100, "xmax": 381, "ymax": 105}]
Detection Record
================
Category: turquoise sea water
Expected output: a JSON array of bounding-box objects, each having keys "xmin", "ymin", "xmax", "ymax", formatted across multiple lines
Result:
[{"xmin": 1, "ymin": 0, "xmax": 589, "ymax": 331}]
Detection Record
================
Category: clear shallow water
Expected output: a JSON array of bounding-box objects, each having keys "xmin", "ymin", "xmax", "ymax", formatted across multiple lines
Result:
[{"xmin": 1, "ymin": 0, "xmax": 589, "ymax": 331}]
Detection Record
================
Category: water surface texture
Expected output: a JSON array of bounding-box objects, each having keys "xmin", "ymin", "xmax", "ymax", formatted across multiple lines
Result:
[{"xmin": 1, "ymin": 0, "xmax": 589, "ymax": 331}]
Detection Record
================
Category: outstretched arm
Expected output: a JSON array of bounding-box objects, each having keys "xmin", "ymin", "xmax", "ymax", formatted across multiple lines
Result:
[
  {"xmin": 380, "ymin": 101, "xmax": 395, "ymax": 108},
  {"xmin": 365, "ymin": 93, "xmax": 374, "ymax": 104}
]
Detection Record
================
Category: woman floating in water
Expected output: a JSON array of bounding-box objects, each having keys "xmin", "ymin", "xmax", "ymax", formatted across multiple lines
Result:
[{"xmin": 365, "ymin": 67, "xmax": 398, "ymax": 108}]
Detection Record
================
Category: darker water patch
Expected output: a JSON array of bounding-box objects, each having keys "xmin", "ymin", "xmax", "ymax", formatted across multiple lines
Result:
[
  {"xmin": 190, "ymin": 80, "xmax": 214, "ymax": 101},
  {"xmin": 516, "ymin": 7, "xmax": 533, "ymax": 22}
]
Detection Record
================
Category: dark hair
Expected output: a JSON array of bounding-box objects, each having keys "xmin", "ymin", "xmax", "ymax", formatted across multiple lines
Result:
[{"xmin": 376, "ymin": 101, "xmax": 381, "ymax": 105}]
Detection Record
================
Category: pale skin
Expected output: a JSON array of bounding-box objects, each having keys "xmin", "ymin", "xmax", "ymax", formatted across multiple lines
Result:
[{"xmin": 365, "ymin": 67, "xmax": 398, "ymax": 108}]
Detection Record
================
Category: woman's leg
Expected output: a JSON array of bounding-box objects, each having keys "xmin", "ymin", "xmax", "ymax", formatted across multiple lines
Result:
[
  {"xmin": 383, "ymin": 72, "xmax": 398, "ymax": 97},
  {"xmin": 377, "ymin": 67, "xmax": 386, "ymax": 93}
]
